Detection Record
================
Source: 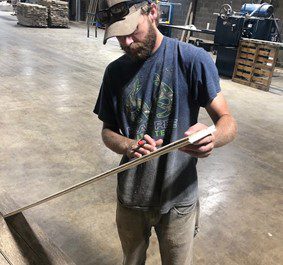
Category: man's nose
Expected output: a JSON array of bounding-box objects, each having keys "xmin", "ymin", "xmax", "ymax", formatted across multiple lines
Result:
[{"xmin": 118, "ymin": 35, "xmax": 134, "ymax": 47}]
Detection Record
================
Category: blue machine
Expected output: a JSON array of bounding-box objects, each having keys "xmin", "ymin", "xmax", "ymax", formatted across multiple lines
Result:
[
  {"xmin": 158, "ymin": 1, "xmax": 175, "ymax": 37},
  {"xmin": 240, "ymin": 3, "xmax": 274, "ymax": 18},
  {"xmin": 158, "ymin": 2, "xmax": 174, "ymax": 24},
  {"xmin": 214, "ymin": 2, "xmax": 280, "ymax": 77}
]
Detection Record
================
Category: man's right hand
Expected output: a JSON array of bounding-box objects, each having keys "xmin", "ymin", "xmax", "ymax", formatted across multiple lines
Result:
[{"xmin": 126, "ymin": 134, "xmax": 163, "ymax": 159}]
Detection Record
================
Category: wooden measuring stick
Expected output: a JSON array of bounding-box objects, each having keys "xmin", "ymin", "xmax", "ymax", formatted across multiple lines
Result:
[{"xmin": 3, "ymin": 125, "xmax": 216, "ymax": 218}]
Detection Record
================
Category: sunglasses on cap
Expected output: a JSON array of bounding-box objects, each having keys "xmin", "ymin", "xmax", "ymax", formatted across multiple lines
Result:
[{"xmin": 96, "ymin": 0, "xmax": 148, "ymax": 25}]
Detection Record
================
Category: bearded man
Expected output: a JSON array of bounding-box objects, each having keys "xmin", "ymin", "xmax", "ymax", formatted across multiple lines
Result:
[{"xmin": 94, "ymin": 0, "xmax": 237, "ymax": 264}]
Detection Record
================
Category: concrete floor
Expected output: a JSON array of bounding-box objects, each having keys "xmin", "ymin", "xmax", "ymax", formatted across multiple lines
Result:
[{"xmin": 0, "ymin": 9, "xmax": 283, "ymax": 265}]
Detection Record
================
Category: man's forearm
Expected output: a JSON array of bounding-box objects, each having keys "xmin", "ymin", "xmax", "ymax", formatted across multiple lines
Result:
[
  {"xmin": 102, "ymin": 127, "xmax": 133, "ymax": 155},
  {"xmin": 214, "ymin": 114, "xmax": 237, "ymax": 148}
]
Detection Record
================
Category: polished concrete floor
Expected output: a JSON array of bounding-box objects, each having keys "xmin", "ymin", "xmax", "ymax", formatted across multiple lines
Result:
[{"xmin": 0, "ymin": 9, "xmax": 283, "ymax": 265}]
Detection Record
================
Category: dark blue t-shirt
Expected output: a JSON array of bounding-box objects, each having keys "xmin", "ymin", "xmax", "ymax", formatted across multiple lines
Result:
[{"xmin": 94, "ymin": 36, "xmax": 220, "ymax": 214}]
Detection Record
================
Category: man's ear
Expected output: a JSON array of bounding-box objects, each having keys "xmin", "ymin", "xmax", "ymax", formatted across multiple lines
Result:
[{"xmin": 148, "ymin": 3, "xmax": 158, "ymax": 23}]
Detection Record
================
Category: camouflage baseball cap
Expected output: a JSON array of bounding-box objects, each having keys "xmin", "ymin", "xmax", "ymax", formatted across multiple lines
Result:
[{"xmin": 96, "ymin": 0, "xmax": 149, "ymax": 44}]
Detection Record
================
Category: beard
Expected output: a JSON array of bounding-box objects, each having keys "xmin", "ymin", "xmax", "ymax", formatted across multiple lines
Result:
[{"xmin": 120, "ymin": 19, "xmax": 157, "ymax": 61}]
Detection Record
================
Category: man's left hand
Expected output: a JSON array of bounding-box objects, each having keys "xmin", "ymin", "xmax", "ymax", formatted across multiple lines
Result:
[{"xmin": 179, "ymin": 123, "xmax": 215, "ymax": 158}]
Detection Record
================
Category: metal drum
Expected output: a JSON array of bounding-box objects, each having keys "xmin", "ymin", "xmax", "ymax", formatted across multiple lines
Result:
[{"xmin": 240, "ymin": 3, "xmax": 274, "ymax": 17}]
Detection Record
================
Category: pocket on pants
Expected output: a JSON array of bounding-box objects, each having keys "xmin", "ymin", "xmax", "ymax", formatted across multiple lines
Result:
[{"xmin": 172, "ymin": 203, "xmax": 196, "ymax": 215}]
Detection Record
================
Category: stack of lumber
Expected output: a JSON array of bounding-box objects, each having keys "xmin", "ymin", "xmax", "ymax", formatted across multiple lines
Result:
[
  {"xmin": 16, "ymin": 3, "xmax": 48, "ymax": 27},
  {"xmin": 49, "ymin": 0, "xmax": 68, "ymax": 27},
  {"xmin": 38, "ymin": 0, "xmax": 69, "ymax": 28}
]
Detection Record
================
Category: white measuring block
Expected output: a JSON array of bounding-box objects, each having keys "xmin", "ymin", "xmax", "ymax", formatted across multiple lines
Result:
[{"xmin": 188, "ymin": 125, "xmax": 216, "ymax": 144}]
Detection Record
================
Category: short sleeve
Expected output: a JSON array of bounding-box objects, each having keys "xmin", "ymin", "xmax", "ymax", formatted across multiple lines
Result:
[
  {"xmin": 93, "ymin": 67, "xmax": 119, "ymax": 127},
  {"xmin": 191, "ymin": 49, "xmax": 221, "ymax": 107}
]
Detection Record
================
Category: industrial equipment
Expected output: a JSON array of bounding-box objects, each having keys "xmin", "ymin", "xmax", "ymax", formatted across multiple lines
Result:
[
  {"xmin": 214, "ymin": 2, "xmax": 281, "ymax": 77},
  {"xmin": 158, "ymin": 0, "xmax": 181, "ymax": 37}
]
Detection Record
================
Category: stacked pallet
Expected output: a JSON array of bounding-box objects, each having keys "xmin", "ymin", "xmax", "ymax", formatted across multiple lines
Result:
[
  {"xmin": 232, "ymin": 39, "xmax": 279, "ymax": 91},
  {"xmin": 38, "ymin": 0, "xmax": 69, "ymax": 28},
  {"xmin": 16, "ymin": 3, "xmax": 48, "ymax": 27}
]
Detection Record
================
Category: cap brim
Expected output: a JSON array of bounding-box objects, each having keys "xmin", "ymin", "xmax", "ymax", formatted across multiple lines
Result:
[{"xmin": 103, "ymin": 8, "xmax": 141, "ymax": 44}]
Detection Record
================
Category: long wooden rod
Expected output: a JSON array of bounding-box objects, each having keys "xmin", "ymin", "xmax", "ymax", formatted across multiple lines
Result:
[{"xmin": 4, "ymin": 126, "xmax": 216, "ymax": 218}]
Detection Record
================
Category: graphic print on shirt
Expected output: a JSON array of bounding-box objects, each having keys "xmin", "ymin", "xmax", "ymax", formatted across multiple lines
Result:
[
  {"xmin": 125, "ymin": 78, "xmax": 151, "ymax": 124},
  {"xmin": 125, "ymin": 72, "xmax": 177, "ymax": 139}
]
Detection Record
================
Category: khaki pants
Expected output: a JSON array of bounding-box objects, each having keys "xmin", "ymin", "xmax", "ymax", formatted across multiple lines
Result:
[{"xmin": 116, "ymin": 201, "xmax": 199, "ymax": 265}]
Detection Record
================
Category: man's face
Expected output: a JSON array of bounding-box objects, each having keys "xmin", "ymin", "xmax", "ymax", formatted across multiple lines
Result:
[{"xmin": 117, "ymin": 14, "xmax": 157, "ymax": 61}]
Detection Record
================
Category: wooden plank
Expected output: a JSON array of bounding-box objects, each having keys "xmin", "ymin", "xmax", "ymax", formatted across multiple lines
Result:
[
  {"xmin": 252, "ymin": 76, "xmax": 269, "ymax": 86},
  {"xmin": 235, "ymin": 71, "xmax": 251, "ymax": 79},
  {"xmin": 7, "ymin": 214, "xmax": 76, "ymax": 265},
  {"xmin": 0, "ymin": 215, "xmax": 41, "ymax": 265},
  {"xmin": 250, "ymin": 82, "xmax": 269, "ymax": 91},
  {"xmin": 237, "ymin": 64, "xmax": 252, "ymax": 73},
  {"xmin": 232, "ymin": 42, "xmax": 243, "ymax": 80},
  {"xmin": 0, "ymin": 192, "xmax": 76, "ymax": 265},
  {"xmin": 266, "ymin": 47, "xmax": 279, "ymax": 89},
  {"xmin": 241, "ymin": 47, "xmax": 256, "ymax": 54},
  {"xmin": 0, "ymin": 251, "xmax": 10, "ymax": 265},
  {"xmin": 257, "ymin": 52, "xmax": 275, "ymax": 60},
  {"xmin": 185, "ymin": 2, "xmax": 194, "ymax": 43},
  {"xmin": 242, "ymin": 37, "xmax": 283, "ymax": 47},
  {"xmin": 240, "ymin": 53, "xmax": 255, "ymax": 60},
  {"xmin": 180, "ymin": 2, "xmax": 192, "ymax": 42},
  {"xmin": 241, "ymin": 42, "xmax": 256, "ymax": 49},
  {"xmin": 260, "ymin": 44, "xmax": 278, "ymax": 49},
  {"xmin": 254, "ymin": 68, "xmax": 270, "ymax": 77},
  {"xmin": 233, "ymin": 39, "xmax": 255, "ymax": 81},
  {"xmin": 256, "ymin": 57, "xmax": 274, "ymax": 64},
  {"xmin": 254, "ymin": 63, "xmax": 273, "ymax": 70},
  {"xmin": 232, "ymin": 77, "xmax": 250, "ymax": 86},
  {"xmin": 237, "ymin": 59, "xmax": 253, "ymax": 66},
  {"xmin": 258, "ymin": 49, "xmax": 275, "ymax": 57}
]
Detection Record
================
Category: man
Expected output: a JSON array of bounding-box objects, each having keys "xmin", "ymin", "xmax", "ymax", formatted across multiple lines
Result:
[{"xmin": 94, "ymin": 0, "xmax": 237, "ymax": 264}]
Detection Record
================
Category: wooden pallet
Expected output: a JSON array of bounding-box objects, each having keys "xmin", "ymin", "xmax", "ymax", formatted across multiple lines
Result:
[{"xmin": 232, "ymin": 40, "xmax": 279, "ymax": 91}]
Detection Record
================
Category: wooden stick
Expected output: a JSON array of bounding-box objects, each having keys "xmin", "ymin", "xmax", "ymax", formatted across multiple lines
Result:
[
  {"xmin": 3, "ymin": 126, "xmax": 216, "ymax": 218},
  {"xmin": 181, "ymin": 2, "xmax": 192, "ymax": 42},
  {"xmin": 185, "ymin": 4, "xmax": 194, "ymax": 43}
]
